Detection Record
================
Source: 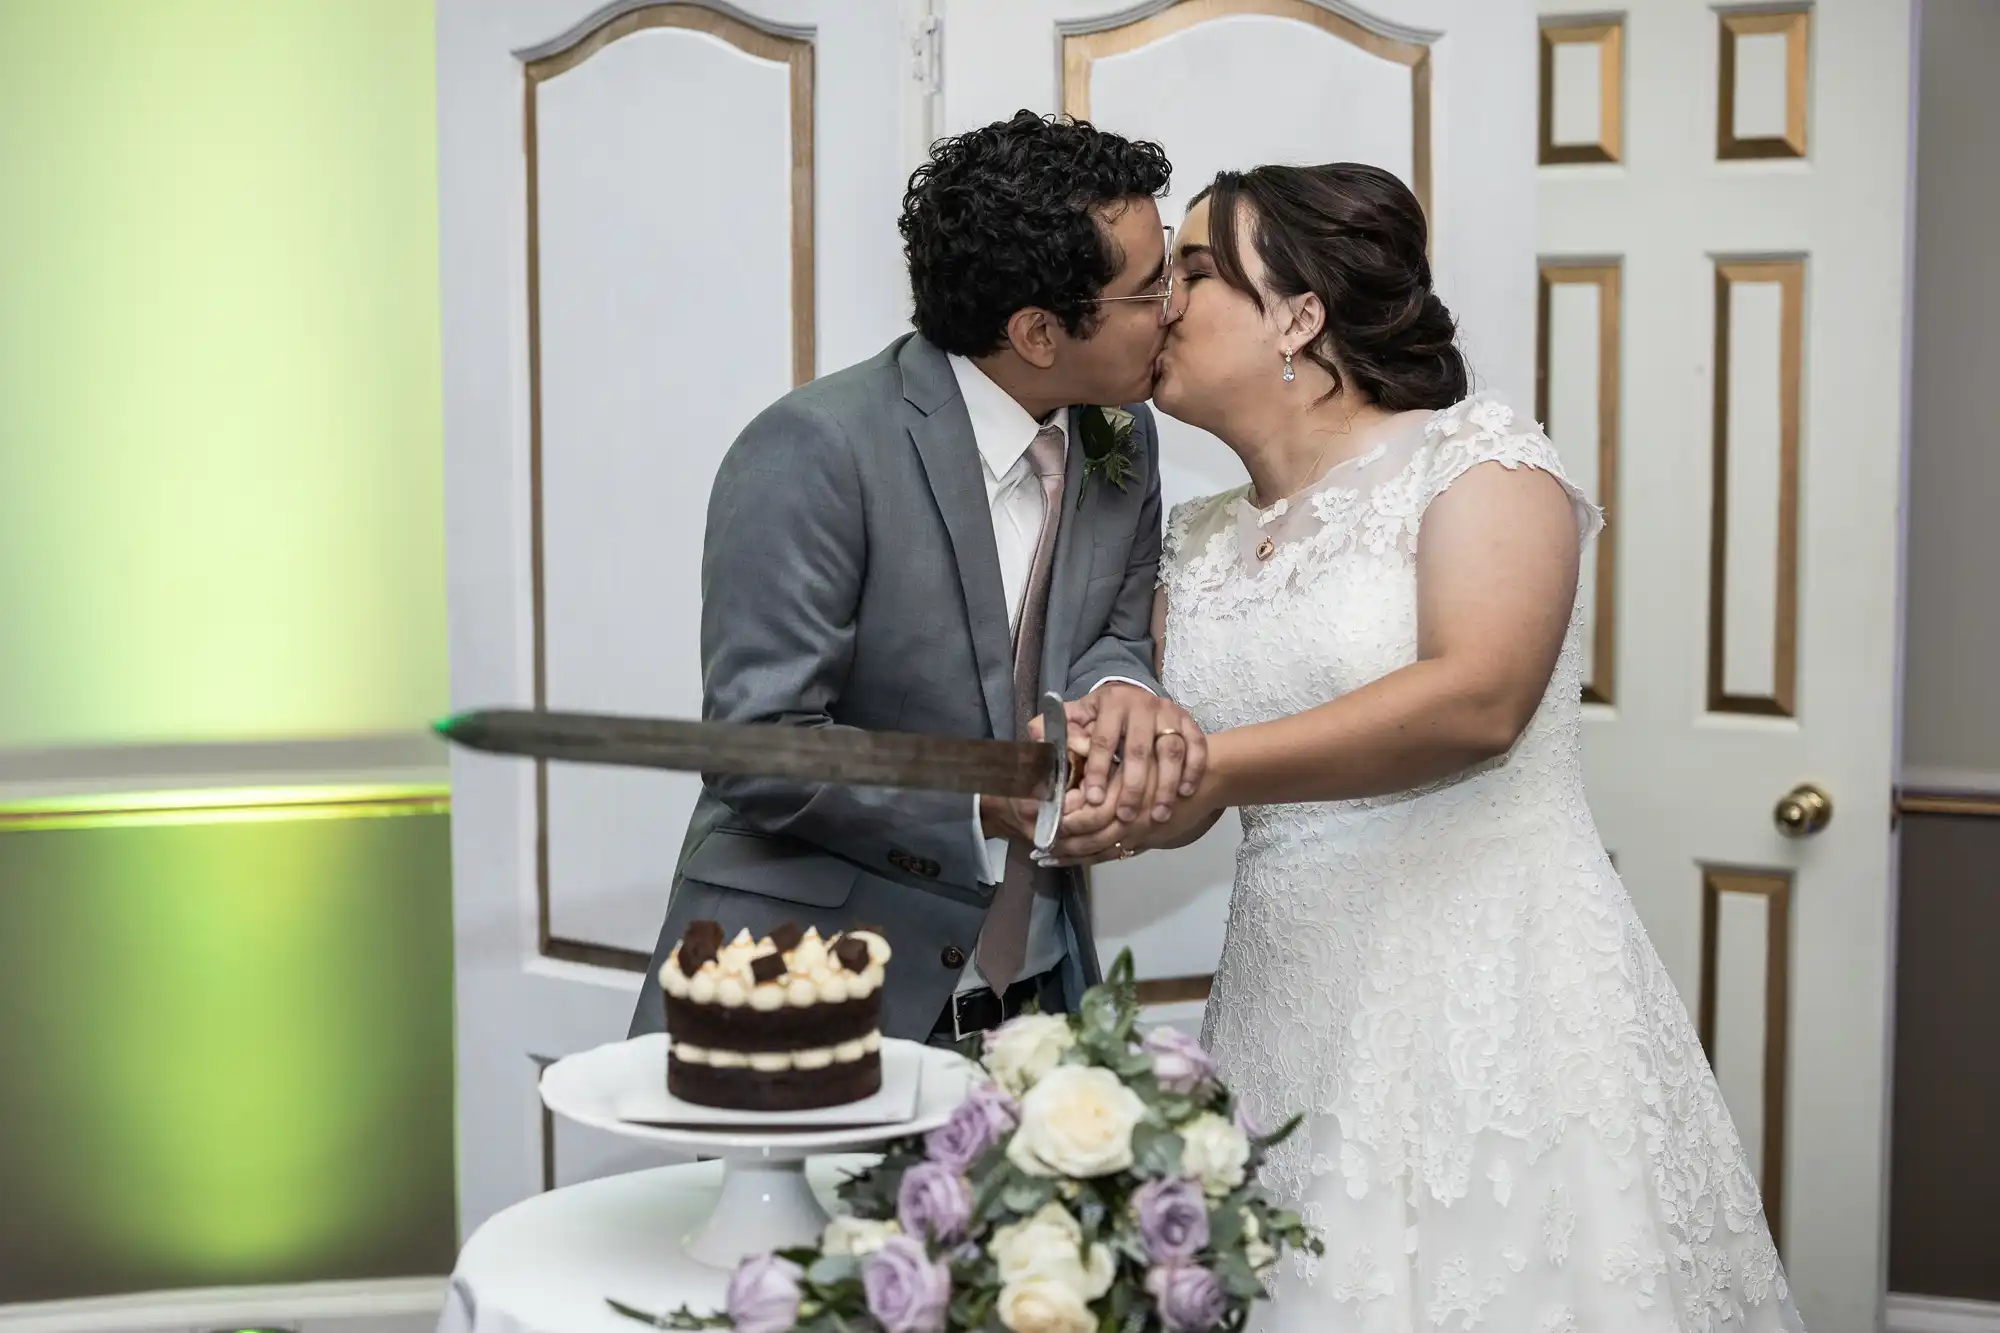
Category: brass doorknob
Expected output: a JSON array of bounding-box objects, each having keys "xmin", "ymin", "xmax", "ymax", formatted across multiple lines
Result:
[{"xmin": 1774, "ymin": 784, "xmax": 1833, "ymax": 838}]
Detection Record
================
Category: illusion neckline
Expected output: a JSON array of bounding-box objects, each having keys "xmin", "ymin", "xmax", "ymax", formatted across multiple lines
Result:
[{"xmin": 1237, "ymin": 410, "xmax": 1434, "ymax": 522}]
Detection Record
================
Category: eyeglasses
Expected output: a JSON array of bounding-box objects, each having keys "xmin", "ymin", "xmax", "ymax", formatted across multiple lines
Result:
[{"xmin": 1087, "ymin": 225, "xmax": 1176, "ymax": 325}]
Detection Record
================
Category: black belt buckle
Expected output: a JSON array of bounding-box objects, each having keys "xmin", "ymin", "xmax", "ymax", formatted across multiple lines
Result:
[{"xmin": 949, "ymin": 987, "xmax": 1005, "ymax": 1043}]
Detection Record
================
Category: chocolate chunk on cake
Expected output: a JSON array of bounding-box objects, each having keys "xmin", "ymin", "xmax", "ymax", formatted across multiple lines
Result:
[{"xmin": 660, "ymin": 920, "xmax": 892, "ymax": 1111}]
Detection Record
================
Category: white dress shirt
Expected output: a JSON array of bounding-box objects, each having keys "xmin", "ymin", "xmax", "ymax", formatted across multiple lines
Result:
[{"xmin": 946, "ymin": 355, "xmax": 1149, "ymax": 992}]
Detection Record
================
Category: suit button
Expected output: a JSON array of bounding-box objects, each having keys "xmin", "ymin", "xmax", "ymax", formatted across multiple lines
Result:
[{"xmin": 941, "ymin": 945, "xmax": 966, "ymax": 968}]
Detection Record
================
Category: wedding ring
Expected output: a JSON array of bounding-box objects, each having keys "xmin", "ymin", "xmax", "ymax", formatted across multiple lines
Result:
[
  {"xmin": 1156, "ymin": 726, "xmax": 1181, "ymax": 738},
  {"xmin": 1117, "ymin": 843, "xmax": 1137, "ymax": 860}
]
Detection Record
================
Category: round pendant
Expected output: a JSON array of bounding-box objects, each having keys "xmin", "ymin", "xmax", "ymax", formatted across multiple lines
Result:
[{"xmin": 1255, "ymin": 537, "xmax": 1276, "ymax": 561}]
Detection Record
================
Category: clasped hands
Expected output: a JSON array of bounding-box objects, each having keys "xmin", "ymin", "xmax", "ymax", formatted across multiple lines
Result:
[{"xmin": 979, "ymin": 683, "xmax": 1217, "ymax": 867}]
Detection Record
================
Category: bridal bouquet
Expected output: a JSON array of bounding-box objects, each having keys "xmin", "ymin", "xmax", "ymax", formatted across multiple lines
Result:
[{"xmin": 631, "ymin": 952, "xmax": 1320, "ymax": 1333}]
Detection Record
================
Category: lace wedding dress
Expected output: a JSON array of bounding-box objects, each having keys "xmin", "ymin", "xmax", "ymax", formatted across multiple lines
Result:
[{"xmin": 1161, "ymin": 396, "xmax": 1802, "ymax": 1332}]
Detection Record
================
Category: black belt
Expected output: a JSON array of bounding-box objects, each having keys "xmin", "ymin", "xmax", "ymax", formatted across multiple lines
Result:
[{"xmin": 932, "ymin": 972, "xmax": 1051, "ymax": 1043}]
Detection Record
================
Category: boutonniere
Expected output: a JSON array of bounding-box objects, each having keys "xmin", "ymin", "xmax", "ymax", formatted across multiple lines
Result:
[{"xmin": 1077, "ymin": 404, "xmax": 1138, "ymax": 507}]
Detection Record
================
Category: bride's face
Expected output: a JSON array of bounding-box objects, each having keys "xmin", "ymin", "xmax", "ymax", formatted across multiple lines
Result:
[{"xmin": 1151, "ymin": 196, "xmax": 1284, "ymax": 433}]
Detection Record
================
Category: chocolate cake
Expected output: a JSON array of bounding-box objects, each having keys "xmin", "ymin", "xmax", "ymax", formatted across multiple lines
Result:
[{"xmin": 660, "ymin": 920, "xmax": 891, "ymax": 1111}]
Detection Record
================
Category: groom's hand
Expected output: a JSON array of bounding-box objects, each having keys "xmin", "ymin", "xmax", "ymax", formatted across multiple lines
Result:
[
  {"xmin": 979, "ymin": 793, "xmax": 1041, "ymax": 845},
  {"xmin": 1072, "ymin": 684, "xmax": 1208, "ymax": 825}
]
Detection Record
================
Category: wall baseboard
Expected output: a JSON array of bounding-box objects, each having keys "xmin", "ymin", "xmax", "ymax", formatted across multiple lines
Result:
[
  {"xmin": 1890, "ymin": 1293, "xmax": 2000, "ymax": 1333},
  {"xmin": 0, "ymin": 1277, "xmax": 446, "ymax": 1333}
]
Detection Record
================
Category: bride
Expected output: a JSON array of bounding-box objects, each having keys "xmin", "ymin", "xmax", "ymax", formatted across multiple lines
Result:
[{"xmin": 1054, "ymin": 163, "xmax": 1802, "ymax": 1331}]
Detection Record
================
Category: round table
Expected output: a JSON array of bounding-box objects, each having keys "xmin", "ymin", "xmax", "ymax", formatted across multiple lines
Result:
[{"xmin": 438, "ymin": 1156, "xmax": 875, "ymax": 1333}]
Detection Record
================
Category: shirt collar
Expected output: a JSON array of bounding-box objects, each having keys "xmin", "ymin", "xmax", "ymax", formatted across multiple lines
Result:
[{"xmin": 947, "ymin": 353, "xmax": 1066, "ymax": 479}]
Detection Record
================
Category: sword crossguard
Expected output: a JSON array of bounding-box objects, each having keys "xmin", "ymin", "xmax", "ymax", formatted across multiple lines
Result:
[{"xmin": 1033, "ymin": 691, "xmax": 1069, "ymax": 856}]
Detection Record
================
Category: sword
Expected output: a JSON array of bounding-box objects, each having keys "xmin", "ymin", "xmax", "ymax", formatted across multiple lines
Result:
[{"xmin": 435, "ymin": 693, "xmax": 1074, "ymax": 854}]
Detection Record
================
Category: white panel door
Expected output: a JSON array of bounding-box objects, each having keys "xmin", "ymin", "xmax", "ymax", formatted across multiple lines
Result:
[
  {"xmin": 1536, "ymin": 4, "xmax": 1913, "ymax": 1328},
  {"xmin": 934, "ymin": 0, "xmax": 1536, "ymax": 994},
  {"xmin": 437, "ymin": 0, "xmax": 918, "ymax": 1235}
]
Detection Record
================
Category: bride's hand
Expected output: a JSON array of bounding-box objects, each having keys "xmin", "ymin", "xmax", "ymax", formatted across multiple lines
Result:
[
  {"xmin": 1038, "ymin": 763, "xmax": 1222, "ymax": 866},
  {"xmin": 1110, "ymin": 784, "xmax": 1224, "ymax": 861}
]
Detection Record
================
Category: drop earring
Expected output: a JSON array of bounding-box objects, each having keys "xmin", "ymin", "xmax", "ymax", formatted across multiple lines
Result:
[{"xmin": 1281, "ymin": 349, "xmax": 1295, "ymax": 383}]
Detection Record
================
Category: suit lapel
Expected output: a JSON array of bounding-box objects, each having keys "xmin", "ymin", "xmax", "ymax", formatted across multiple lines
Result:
[
  {"xmin": 1039, "ymin": 405, "xmax": 1093, "ymax": 702},
  {"xmin": 906, "ymin": 382, "xmax": 1015, "ymax": 742}
]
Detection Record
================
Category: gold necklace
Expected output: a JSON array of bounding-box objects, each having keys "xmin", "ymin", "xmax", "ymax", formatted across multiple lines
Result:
[{"xmin": 1250, "ymin": 439, "xmax": 1334, "ymax": 561}]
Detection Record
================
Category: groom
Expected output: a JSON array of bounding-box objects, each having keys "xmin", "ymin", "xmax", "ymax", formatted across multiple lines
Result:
[{"xmin": 631, "ymin": 112, "xmax": 1206, "ymax": 1045}]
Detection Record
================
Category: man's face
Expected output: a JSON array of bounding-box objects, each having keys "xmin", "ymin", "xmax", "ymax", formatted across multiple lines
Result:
[{"xmin": 1053, "ymin": 196, "xmax": 1170, "ymax": 406}]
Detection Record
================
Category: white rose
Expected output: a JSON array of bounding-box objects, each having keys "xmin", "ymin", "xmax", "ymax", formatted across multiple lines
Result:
[
  {"xmin": 1241, "ymin": 1209, "xmax": 1275, "ymax": 1272},
  {"xmin": 984, "ymin": 1014, "xmax": 1076, "ymax": 1095},
  {"xmin": 1179, "ymin": 1113, "xmax": 1250, "ymax": 1196},
  {"xmin": 1007, "ymin": 1065, "xmax": 1147, "ymax": 1179},
  {"xmin": 990, "ymin": 1203, "xmax": 1116, "ymax": 1299},
  {"xmin": 820, "ymin": 1214, "xmax": 899, "ymax": 1256},
  {"xmin": 996, "ymin": 1275, "xmax": 1097, "ymax": 1333}
]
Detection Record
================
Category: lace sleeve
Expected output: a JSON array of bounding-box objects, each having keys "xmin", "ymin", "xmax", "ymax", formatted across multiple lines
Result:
[
  {"xmin": 1414, "ymin": 396, "xmax": 1603, "ymax": 548},
  {"xmin": 1158, "ymin": 489, "xmax": 1244, "ymax": 594}
]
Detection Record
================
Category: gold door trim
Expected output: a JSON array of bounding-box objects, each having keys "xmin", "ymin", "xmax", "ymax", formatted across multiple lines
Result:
[
  {"xmin": 1717, "ymin": 7, "xmax": 1811, "ymax": 161},
  {"xmin": 1896, "ymin": 789, "xmax": 2000, "ymax": 820},
  {"xmin": 1698, "ymin": 865, "xmax": 1793, "ymax": 1248},
  {"xmin": 1060, "ymin": 0, "xmax": 1433, "ymax": 230},
  {"xmin": 1538, "ymin": 17, "xmax": 1624, "ymax": 165},
  {"xmin": 1536, "ymin": 259, "xmax": 1622, "ymax": 705},
  {"xmin": 522, "ymin": 3, "xmax": 815, "ymax": 968},
  {"xmin": 0, "ymin": 784, "xmax": 449, "ymax": 832},
  {"xmin": 1708, "ymin": 258, "xmax": 1805, "ymax": 717}
]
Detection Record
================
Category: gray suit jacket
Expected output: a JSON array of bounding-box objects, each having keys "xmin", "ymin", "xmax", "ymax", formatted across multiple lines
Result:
[{"xmin": 629, "ymin": 333, "xmax": 1165, "ymax": 1041}]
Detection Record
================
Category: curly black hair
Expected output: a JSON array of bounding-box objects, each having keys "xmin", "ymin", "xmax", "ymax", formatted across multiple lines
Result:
[
  {"xmin": 900, "ymin": 111, "xmax": 1171, "ymax": 357},
  {"xmin": 1196, "ymin": 163, "xmax": 1468, "ymax": 411}
]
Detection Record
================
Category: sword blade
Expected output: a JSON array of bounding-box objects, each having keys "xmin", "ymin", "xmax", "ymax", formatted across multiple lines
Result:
[{"xmin": 435, "ymin": 708, "xmax": 1058, "ymax": 799}]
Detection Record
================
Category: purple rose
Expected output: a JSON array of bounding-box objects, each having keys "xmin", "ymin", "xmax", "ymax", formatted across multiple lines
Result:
[
  {"xmin": 924, "ymin": 1082, "xmax": 1018, "ymax": 1171},
  {"xmin": 1143, "ymin": 1027, "xmax": 1218, "ymax": 1095},
  {"xmin": 1145, "ymin": 1263, "xmax": 1229, "ymax": 1332},
  {"xmin": 1133, "ymin": 1176, "xmax": 1210, "ymax": 1263},
  {"xmin": 896, "ymin": 1160, "xmax": 972, "ymax": 1244},
  {"xmin": 862, "ymin": 1234, "xmax": 952, "ymax": 1333},
  {"xmin": 725, "ymin": 1253, "xmax": 803, "ymax": 1333}
]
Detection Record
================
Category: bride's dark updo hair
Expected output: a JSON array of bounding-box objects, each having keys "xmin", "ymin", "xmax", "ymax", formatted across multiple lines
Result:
[{"xmin": 1195, "ymin": 163, "xmax": 1466, "ymax": 410}]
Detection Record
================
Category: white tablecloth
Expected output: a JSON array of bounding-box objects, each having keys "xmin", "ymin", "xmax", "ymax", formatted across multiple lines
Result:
[{"xmin": 438, "ymin": 1157, "xmax": 874, "ymax": 1333}]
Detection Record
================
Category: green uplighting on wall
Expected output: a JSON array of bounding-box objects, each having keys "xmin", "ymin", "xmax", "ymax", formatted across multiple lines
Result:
[
  {"xmin": 0, "ymin": 806, "xmax": 460, "ymax": 1302},
  {"xmin": 0, "ymin": 0, "xmax": 447, "ymax": 750},
  {"xmin": 0, "ymin": 0, "xmax": 460, "ymax": 1304}
]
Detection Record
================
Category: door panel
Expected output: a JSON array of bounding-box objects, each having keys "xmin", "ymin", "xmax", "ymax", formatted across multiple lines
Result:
[
  {"xmin": 1537, "ymin": 4, "xmax": 1914, "ymax": 1326},
  {"xmin": 440, "ymin": 0, "xmax": 914, "ymax": 1235},
  {"xmin": 530, "ymin": 8, "xmax": 813, "ymax": 959}
]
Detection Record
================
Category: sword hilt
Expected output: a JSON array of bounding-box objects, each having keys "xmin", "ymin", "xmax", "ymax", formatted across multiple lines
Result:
[{"xmin": 1033, "ymin": 692, "xmax": 1070, "ymax": 856}]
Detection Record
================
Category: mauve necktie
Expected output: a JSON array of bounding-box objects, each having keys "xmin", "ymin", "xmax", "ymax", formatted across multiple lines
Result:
[{"xmin": 974, "ymin": 424, "xmax": 1067, "ymax": 992}]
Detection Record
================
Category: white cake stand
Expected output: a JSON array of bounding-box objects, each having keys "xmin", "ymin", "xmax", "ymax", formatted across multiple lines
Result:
[{"xmin": 539, "ymin": 1033, "xmax": 973, "ymax": 1269}]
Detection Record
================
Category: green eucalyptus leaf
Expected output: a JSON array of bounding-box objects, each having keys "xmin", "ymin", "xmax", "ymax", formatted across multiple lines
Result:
[
  {"xmin": 1131, "ymin": 1123, "xmax": 1186, "ymax": 1178},
  {"xmin": 1215, "ymin": 1250, "xmax": 1265, "ymax": 1300},
  {"xmin": 1255, "ymin": 1113, "xmax": 1306, "ymax": 1151},
  {"xmin": 1116, "ymin": 1051, "xmax": 1156, "ymax": 1080},
  {"xmin": 806, "ymin": 1255, "xmax": 859, "ymax": 1288},
  {"xmin": 1078, "ymin": 1189, "xmax": 1108, "ymax": 1238},
  {"xmin": 1207, "ymin": 1202, "xmax": 1243, "ymax": 1252},
  {"xmin": 1002, "ymin": 1176, "xmax": 1058, "ymax": 1215}
]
